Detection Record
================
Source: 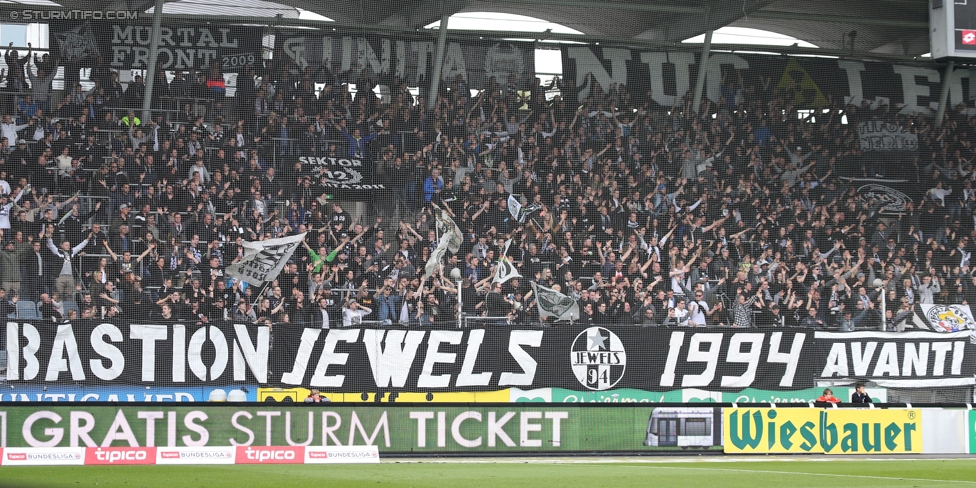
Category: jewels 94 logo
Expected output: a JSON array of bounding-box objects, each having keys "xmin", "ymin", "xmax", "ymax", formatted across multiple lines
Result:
[{"xmin": 571, "ymin": 326, "xmax": 626, "ymax": 391}]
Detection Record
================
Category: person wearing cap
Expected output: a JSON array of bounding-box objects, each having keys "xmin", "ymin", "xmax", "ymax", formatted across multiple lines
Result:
[
  {"xmin": 342, "ymin": 298, "xmax": 372, "ymax": 327},
  {"xmin": 110, "ymin": 203, "xmax": 131, "ymax": 236}
]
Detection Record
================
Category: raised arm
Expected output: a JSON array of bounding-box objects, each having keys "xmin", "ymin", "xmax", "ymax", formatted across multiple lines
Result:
[
  {"xmin": 46, "ymin": 236, "xmax": 61, "ymax": 256},
  {"xmin": 104, "ymin": 241, "xmax": 118, "ymax": 262},
  {"xmin": 136, "ymin": 242, "xmax": 156, "ymax": 262}
]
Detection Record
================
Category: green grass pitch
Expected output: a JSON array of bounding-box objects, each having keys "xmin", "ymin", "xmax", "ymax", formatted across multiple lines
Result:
[{"xmin": 0, "ymin": 459, "xmax": 974, "ymax": 487}]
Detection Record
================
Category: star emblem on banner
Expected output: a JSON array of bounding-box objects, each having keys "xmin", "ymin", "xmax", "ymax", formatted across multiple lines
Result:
[{"xmin": 587, "ymin": 328, "xmax": 607, "ymax": 351}]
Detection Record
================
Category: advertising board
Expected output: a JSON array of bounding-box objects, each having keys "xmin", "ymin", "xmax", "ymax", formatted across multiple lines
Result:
[
  {"xmin": 723, "ymin": 408, "xmax": 921, "ymax": 454},
  {"xmin": 0, "ymin": 405, "xmax": 721, "ymax": 453}
]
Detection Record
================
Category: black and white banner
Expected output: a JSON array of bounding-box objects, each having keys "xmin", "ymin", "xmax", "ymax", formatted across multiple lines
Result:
[
  {"xmin": 858, "ymin": 120, "xmax": 918, "ymax": 153},
  {"xmin": 50, "ymin": 21, "xmax": 264, "ymax": 72},
  {"xmin": 6, "ymin": 322, "xmax": 973, "ymax": 390},
  {"xmin": 187, "ymin": 326, "xmax": 819, "ymax": 392},
  {"xmin": 815, "ymin": 331, "xmax": 976, "ymax": 387},
  {"xmin": 276, "ymin": 29, "xmax": 535, "ymax": 90},
  {"xmin": 5, "ymin": 321, "xmax": 268, "ymax": 386},
  {"xmin": 561, "ymin": 46, "xmax": 976, "ymax": 117},
  {"xmin": 297, "ymin": 156, "xmax": 387, "ymax": 201},
  {"xmin": 878, "ymin": 302, "xmax": 976, "ymax": 332},
  {"xmin": 852, "ymin": 180, "xmax": 916, "ymax": 214},
  {"xmin": 225, "ymin": 233, "xmax": 304, "ymax": 285}
]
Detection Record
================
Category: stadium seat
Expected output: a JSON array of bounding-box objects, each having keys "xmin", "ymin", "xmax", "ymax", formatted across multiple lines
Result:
[{"xmin": 16, "ymin": 300, "xmax": 39, "ymax": 320}]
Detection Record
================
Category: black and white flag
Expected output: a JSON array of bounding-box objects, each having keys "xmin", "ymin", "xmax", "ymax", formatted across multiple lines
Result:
[
  {"xmin": 423, "ymin": 209, "xmax": 462, "ymax": 282},
  {"xmin": 532, "ymin": 281, "xmax": 580, "ymax": 321},
  {"xmin": 493, "ymin": 239, "xmax": 522, "ymax": 284},
  {"xmin": 226, "ymin": 233, "xmax": 305, "ymax": 285},
  {"xmin": 508, "ymin": 194, "xmax": 542, "ymax": 224}
]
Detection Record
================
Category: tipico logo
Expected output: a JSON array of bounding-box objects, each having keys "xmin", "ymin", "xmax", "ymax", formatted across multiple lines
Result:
[
  {"xmin": 86, "ymin": 447, "xmax": 154, "ymax": 465},
  {"xmin": 236, "ymin": 446, "xmax": 303, "ymax": 464}
]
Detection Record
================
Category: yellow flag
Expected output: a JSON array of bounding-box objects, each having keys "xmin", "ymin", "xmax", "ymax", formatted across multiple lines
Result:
[{"xmin": 777, "ymin": 58, "xmax": 828, "ymax": 108}]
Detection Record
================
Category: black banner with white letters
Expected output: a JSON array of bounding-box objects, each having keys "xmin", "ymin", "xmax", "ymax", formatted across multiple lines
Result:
[
  {"xmin": 296, "ymin": 155, "xmax": 388, "ymax": 201},
  {"xmin": 4, "ymin": 321, "xmax": 268, "ymax": 386},
  {"xmin": 274, "ymin": 29, "xmax": 535, "ymax": 90},
  {"xmin": 5, "ymin": 322, "xmax": 973, "ymax": 391},
  {"xmin": 49, "ymin": 21, "xmax": 264, "ymax": 72},
  {"xmin": 560, "ymin": 46, "xmax": 973, "ymax": 118},
  {"xmin": 814, "ymin": 331, "xmax": 976, "ymax": 387}
]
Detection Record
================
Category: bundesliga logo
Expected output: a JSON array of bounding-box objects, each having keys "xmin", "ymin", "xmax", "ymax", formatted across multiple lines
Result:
[{"xmin": 570, "ymin": 326, "xmax": 626, "ymax": 391}]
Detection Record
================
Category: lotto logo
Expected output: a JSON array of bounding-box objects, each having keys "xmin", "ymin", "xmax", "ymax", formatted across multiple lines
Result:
[
  {"xmin": 963, "ymin": 30, "xmax": 976, "ymax": 45},
  {"xmin": 85, "ymin": 447, "xmax": 156, "ymax": 465},
  {"xmin": 235, "ymin": 446, "xmax": 303, "ymax": 464}
]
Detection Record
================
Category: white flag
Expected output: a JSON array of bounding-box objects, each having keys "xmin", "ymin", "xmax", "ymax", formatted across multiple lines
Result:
[
  {"xmin": 918, "ymin": 303, "xmax": 976, "ymax": 332},
  {"xmin": 531, "ymin": 281, "xmax": 580, "ymax": 321},
  {"xmin": 423, "ymin": 210, "xmax": 463, "ymax": 282},
  {"xmin": 226, "ymin": 233, "xmax": 306, "ymax": 285},
  {"xmin": 422, "ymin": 245, "xmax": 448, "ymax": 283},
  {"xmin": 434, "ymin": 208, "xmax": 462, "ymax": 254},
  {"xmin": 493, "ymin": 239, "xmax": 522, "ymax": 284},
  {"xmin": 508, "ymin": 194, "xmax": 522, "ymax": 221}
]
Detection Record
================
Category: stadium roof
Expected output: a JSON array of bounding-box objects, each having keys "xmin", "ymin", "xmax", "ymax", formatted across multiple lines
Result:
[{"xmin": 9, "ymin": 0, "xmax": 933, "ymax": 60}]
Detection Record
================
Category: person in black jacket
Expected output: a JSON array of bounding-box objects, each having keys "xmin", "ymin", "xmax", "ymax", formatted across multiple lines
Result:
[{"xmin": 851, "ymin": 382, "xmax": 873, "ymax": 404}]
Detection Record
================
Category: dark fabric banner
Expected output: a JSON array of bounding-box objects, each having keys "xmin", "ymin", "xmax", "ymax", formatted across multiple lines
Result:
[
  {"xmin": 559, "ymin": 46, "xmax": 972, "ymax": 117},
  {"xmin": 4, "ymin": 321, "xmax": 268, "ymax": 386},
  {"xmin": 813, "ymin": 330, "xmax": 976, "ymax": 387},
  {"xmin": 841, "ymin": 178, "xmax": 922, "ymax": 215},
  {"xmin": 6, "ymin": 321, "xmax": 973, "ymax": 390},
  {"xmin": 274, "ymin": 29, "xmax": 536, "ymax": 90},
  {"xmin": 49, "ymin": 21, "xmax": 265, "ymax": 72},
  {"xmin": 295, "ymin": 155, "xmax": 388, "ymax": 201}
]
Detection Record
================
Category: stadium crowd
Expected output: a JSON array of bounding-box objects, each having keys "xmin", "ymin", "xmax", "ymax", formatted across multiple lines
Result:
[{"xmin": 0, "ymin": 46, "xmax": 971, "ymax": 332}]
